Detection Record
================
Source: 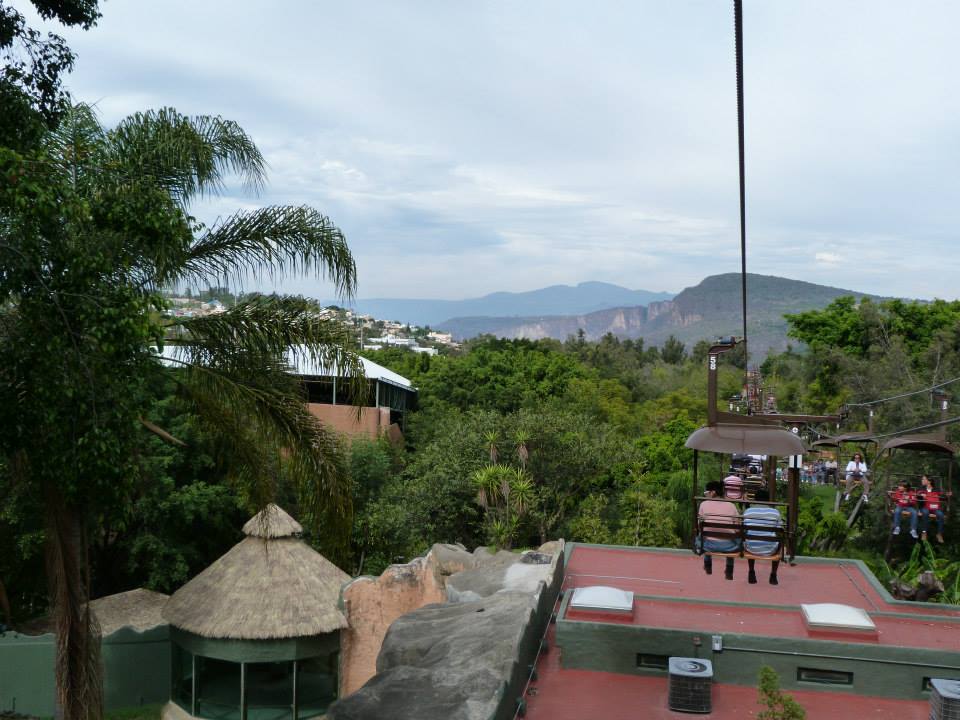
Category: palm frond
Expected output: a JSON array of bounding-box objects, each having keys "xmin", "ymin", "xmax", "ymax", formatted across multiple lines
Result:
[
  {"xmin": 107, "ymin": 108, "xmax": 265, "ymax": 203},
  {"xmin": 166, "ymin": 295, "xmax": 369, "ymax": 406},
  {"xmin": 171, "ymin": 360, "xmax": 353, "ymax": 556},
  {"xmin": 44, "ymin": 103, "xmax": 106, "ymax": 189},
  {"xmin": 165, "ymin": 206, "xmax": 355, "ymax": 297}
]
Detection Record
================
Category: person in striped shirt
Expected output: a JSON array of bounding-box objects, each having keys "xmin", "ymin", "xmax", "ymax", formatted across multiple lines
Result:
[{"xmin": 744, "ymin": 489, "xmax": 782, "ymax": 586}]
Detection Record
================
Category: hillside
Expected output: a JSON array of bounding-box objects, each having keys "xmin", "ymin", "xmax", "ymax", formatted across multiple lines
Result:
[
  {"xmin": 332, "ymin": 282, "xmax": 672, "ymax": 327},
  {"xmin": 436, "ymin": 273, "xmax": 882, "ymax": 356}
]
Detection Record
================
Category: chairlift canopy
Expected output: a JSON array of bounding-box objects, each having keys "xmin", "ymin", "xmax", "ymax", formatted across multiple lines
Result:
[
  {"xmin": 685, "ymin": 424, "xmax": 805, "ymax": 456},
  {"xmin": 879, "ymin": 434, "xmax": 957, "ymax": 456},
  {"xmin": 810, "ymin": 432, "xmax": 877, "ymax": 449}
]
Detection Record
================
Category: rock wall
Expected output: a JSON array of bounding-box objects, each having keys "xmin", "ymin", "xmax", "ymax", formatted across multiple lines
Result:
[
  {"xmin": 339, "ymin": 543, "xmax": 480, "ymax": 696},
  {"xmin": 331, "ymin": 542, "xmax": 564, "ymax": 720}
]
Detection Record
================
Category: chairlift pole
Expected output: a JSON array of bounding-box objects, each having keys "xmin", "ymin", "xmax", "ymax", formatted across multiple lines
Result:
[{"xmin": 734, "ymin": 0, "xmax": 749, "ymax": 387}]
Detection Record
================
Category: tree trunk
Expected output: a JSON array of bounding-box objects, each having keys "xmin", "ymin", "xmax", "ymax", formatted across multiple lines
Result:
[
  {"xmin": 45, "ymin": 487, "xmax": 103, "ymax": 720},
  {"xmin": 0, "ymin": 578, "xmax": 11, "ymax": 627}
]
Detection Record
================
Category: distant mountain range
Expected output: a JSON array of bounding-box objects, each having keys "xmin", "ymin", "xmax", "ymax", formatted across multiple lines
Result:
[
  {"xmin": 434, "ymin": 274, "xmax": 883, "ymax": 357},
  {"xmin": 332, "ymin": 282, "xmax": 673, "ymax": 327}
]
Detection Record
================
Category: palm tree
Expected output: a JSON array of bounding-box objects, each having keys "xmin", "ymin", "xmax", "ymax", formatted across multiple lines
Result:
[
  {"xmin": 514, "ymin": 428, "xmax": 532, "ymax": 468},
  {"xmin": 0, "ymin": 105, "xmax": 363, "ymax": 720},
  {"xmin": 483, "ymin": 430, "xmax": 500, "ymax": 464}
]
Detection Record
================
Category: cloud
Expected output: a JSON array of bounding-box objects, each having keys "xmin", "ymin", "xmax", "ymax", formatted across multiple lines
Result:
[
  {"xmin": 815, "ymin": 252, "xmax": 843, "ymax": 266},
  {"xmin": 26, "ymin": 0, "xmax": 960, "ymax": 300}
]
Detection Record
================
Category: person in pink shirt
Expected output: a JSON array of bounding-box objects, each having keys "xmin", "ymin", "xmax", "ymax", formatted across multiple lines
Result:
[{"xmin": 699, "ymin": 480, "xmax": 741, "ymax": 580}]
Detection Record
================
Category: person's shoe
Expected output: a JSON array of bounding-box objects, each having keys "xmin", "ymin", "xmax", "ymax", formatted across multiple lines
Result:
[
  {"xmin": 921, "ymin": 531, "xmax": 928, "ymax": 541},
  {"xmin": 769, "ymin": 574, "xmax": 779, "ymax": 586},
  {"xmin": 910, "ymin": 529, "xmax": 918, "ymax": 539},
  {"xmin": 724, "ymin": 568, "xmax": 734, "ymax": 581},
  {"xmin": 937, "ymin": 533, "xmax": 945, "ymax": 544},
  {"xmin": 703, "ymin": 561, "xmax": 712, "ymax": 575},
  {"xmin": 862, "ymin": 494, "xmax": 869, "ymax": 503},
  {"xmin": 748, "ymin": 570, "xmax": 758, "ymax": 584},
  {"xmin": 893, "ymin": 526, "xmax": 901, "ymax": 535},
  {"xmin": 844, "ymin": 494, "xmax": 850, "ymax": 501}
]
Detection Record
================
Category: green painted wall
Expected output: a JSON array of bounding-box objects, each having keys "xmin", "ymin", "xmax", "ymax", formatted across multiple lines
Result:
[
  {"xmin": 0, "ymin": 625, "xmax": 170, "ymax": 716},
  {"xmin": 170, "ymin": 627, "xmax": 339, "ymax": 664},
  {"xmin": 0, "ymin": 631, "xmax": 56, "ymax": 716}
]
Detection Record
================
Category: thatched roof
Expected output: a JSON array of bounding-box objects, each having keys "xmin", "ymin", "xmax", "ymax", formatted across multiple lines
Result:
[
  {"xmin": 163, "ymin": 505, "xmax": 350, "ymax": 639},
  {"xmin": 17, "ymin": 588, "xmax": 169, "ymax": 636},
  {"xmin": 92, "ymin": 588, "xmax": 170, "ymax": 635},
  {"xmin": 243, "ymin": 503, "xmax": 304, "ymax": 538}
]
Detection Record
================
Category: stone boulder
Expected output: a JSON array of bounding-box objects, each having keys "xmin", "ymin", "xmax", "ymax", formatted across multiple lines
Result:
[{"xmin": 329, "ymin": 542, "xmax": 564, "ymax": 720}]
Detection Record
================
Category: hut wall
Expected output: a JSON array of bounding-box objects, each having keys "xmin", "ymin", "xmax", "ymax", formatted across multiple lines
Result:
[
  {"xmin": 0, "ymin": 625, "xmax": 170, "ymax": 716},
  {"xmin": 339, "ymin": 551, "xmax": 449, "ymax": 696}
]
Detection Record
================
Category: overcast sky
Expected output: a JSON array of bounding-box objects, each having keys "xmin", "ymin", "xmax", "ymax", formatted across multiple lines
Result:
[{"xmin": 25, "ymin": 1, "xmax": 960, "ymax": 301}]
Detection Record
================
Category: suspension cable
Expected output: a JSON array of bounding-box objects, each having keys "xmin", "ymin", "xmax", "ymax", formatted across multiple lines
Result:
[
  {"xmin": 866, "ymin": 416, "xmax": 960, "ymax": 441},
  {"xmin": 846, "ymin": 376, "xmax": 960, "ymax": 408},
  {"xmin": 734, "ymin": 0, "xmax": 748, "ymax": 383}
]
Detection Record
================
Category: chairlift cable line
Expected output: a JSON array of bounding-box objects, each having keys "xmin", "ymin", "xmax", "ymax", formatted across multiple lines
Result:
[
  {"xmin": 734, "ymin": 0, "xmax": 749, "ymax": 389},
  {"xmin": 863, "ymin": 415, "xmax": 960, "ymax": 442},
  {"xmin": 845, "ymin": 375, "xmax": 960, "ymax": 408}
]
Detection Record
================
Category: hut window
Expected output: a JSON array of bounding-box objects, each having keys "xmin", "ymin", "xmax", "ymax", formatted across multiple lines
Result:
[
  {"xmin": 297, "ymin": 654, "xmax": 339, "ymax": 715},
  {"xmin": 247, "ymin": 661, "xmax": 295, "ymax": 714},
  {"xmin": 196, "ymin": 656, "xmax": 242, "ymax": 717},
  {"xmin": 171, "ymin": 644, "xmax": 194, "ymax": 711}
]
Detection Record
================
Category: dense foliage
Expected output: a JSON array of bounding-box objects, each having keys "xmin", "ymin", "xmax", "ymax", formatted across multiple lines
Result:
[{"xmin": 0, "ymin": 99, "xmax": 363, "ymax": 718}]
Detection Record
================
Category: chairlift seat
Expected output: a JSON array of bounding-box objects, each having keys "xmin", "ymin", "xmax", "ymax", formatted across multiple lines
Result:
[{"xmin": 696, "ymin": 510, "xmax": 786, "ymax": 562}]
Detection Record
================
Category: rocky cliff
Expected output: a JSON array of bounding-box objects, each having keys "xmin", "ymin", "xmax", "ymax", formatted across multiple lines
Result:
[{"xmin": 437, "ymin": 273, "xmax": 881, "ymax": 357}]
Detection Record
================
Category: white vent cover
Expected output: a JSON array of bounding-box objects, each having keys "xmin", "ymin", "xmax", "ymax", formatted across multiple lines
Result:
[
  {"xmin": 930, "ymin": 679, "xmax": 960, "ymax": 720},
  {"xmin": 801, "ymin": 603, "xmax": 876, "ymax": 633},
  {"xmin": 668, "ymin": 657, "xmax": 713, "ymax": 713},
  {"xmin": 569, "ymin": 585, "xmax": 634, "ymax": 614}
]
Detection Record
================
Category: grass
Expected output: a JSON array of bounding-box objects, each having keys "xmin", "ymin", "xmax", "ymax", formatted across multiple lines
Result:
[
  {"xmin": 804, "ymin": 483, "xmax": 840, "ymax": 511},
  {"xmin": 105, "ymin": 705, "xmax": 163, "ymax": 720}
]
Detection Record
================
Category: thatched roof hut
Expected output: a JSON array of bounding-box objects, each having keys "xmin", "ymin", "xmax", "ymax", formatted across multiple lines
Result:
[
  {"xmin": 17, "ymin": 587, "xmax": 169, "ymax": 637},
  {"xmin": 163, "ymin": 504, "xmax": 350, "ymax": 639}
]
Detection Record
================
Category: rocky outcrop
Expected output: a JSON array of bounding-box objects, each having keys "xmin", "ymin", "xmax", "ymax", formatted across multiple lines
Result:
[
  {"xmin": 339, "ymin": 543, "xmax": 472, "ymax": 696},
  {"xmin": 330, "ymin": 542, "xmax": 564, "ymax": 720}
]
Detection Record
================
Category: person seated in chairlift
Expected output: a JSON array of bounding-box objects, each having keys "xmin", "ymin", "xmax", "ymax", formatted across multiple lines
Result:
[
  {"xmin": 917, "ymin": 474, "xmax": 946, "ymax": 544},
  {"xmin": 889, "ymin": 480, "xmax": 918, "ymax": 539},
  {"xmin": 723, "ymin": 473, "xmax": 745, "ymax": 500},
  {"xmin": 843, "ymin": 452, "xmax": 871, "ymax": 503},
  {"xmin": 743, "ymin": 489, "xmax": 781, "ymax": 586},
  {"xmin": 699, "ymin": 480, "xmax": 741, "ymax": 580}
]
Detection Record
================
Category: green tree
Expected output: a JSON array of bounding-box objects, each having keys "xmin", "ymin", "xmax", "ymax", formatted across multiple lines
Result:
[
  {"xmin": 757, "ymin": 666, "xmax": 806, "ymax": 719},
  {"xmin": 0, "ymin": 105, "xmax": 361, "ymax": 719},
  {"xmin": 1, "ymin": 1, "xmax": 101, "ymax": 149},
  {"xmin": 660, "ymin": 334, "xmax": 686, "ymax": 364}
]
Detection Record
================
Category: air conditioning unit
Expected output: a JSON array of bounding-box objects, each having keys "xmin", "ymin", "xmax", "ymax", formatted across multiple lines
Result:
[
  {"xmin": 668, "ymin": 657, "xmax": 713, "ymax": 713},
  {"xmin": 930, "ymin": 678, "xmax": 960, "ymax": 720}
]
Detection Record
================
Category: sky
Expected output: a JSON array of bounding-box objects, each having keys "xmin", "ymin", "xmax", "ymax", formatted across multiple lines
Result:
[{"xmin": 21, "ymin": 1, "xmax": 960, "ymax": 301}]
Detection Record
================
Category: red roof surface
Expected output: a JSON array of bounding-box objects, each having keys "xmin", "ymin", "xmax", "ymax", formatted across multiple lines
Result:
[{"xmin": 565, "ymin": 545, "xmax": 960, "ymax": 618}]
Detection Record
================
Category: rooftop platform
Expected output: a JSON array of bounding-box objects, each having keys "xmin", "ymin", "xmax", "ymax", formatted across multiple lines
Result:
[
  {"xmin": 525, "ymin": 625, "xmax": 932, "ymax": 720},
  {"xmin": 522, "ymin": 544, "xmax": 960, "ymax": 719},
  {"xmin": 563, "ymin": 546, "xmax": 960, "ymax": 650},
  {"xmin": 564, "ymin": 545, "xmax": 960, "ymax": 617}
]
